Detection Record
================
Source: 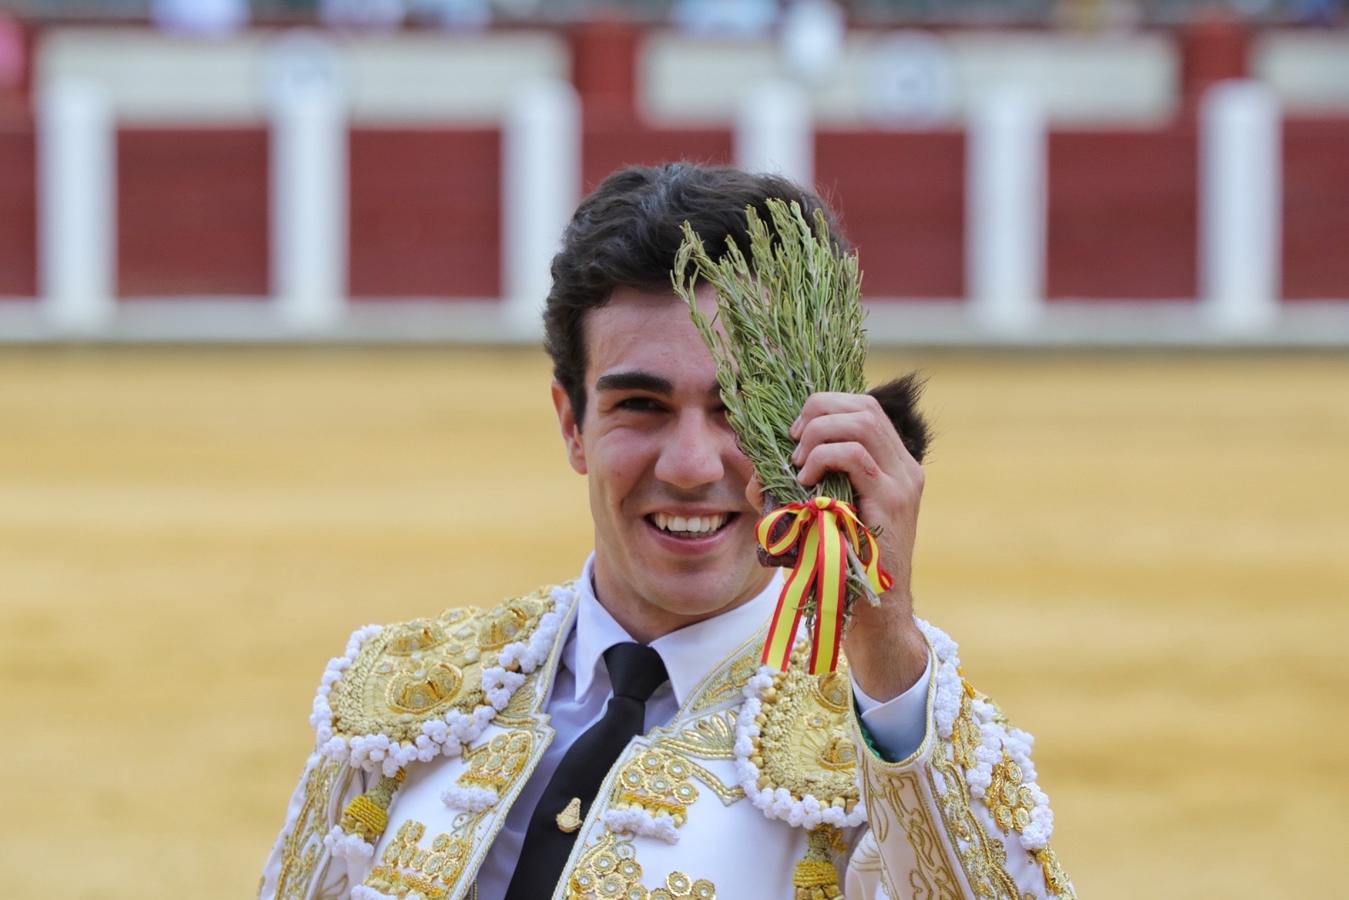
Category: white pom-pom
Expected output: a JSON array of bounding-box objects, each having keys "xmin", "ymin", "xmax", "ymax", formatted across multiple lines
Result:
[
  {"xmin": 602, "ymin": 808, "xmax": 681, "ymax": 844},
  {"xmin": 323, "ymin": 826, "xmax": 374, "ymax": 862},
  {"xmin": 441, "ymin": 784, "xmax": 499, "ymax": 813},
  {"xmin": 351, "ymin": 887, "xmax": 396, "ymax": 900}
]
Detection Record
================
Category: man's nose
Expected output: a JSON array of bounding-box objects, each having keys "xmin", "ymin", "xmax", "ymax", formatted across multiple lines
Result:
[{"xmin": 654, "ymin": 411, "xmax": 727, "ymax": 489}]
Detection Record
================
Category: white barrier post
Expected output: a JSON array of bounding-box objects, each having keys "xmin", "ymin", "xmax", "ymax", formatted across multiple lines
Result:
[
  {"xmin": 1201, "ymin": 81, "xmax": 1281, "ymax": 333},
  {"xmin": 735, "ymin": 80, "xmax": 813, "ymax": 186},
  {"xmin": 268, "ymin": 35, "xmax": 347, "ymax": 331},
  {"xmin": 967, "ymin": 86, "xmax": 1045, "ymax": 332},
  {"xmin": 38, "ymin": 79, "xmax": 115, "ymax": 333},
  {"xmin": 502, "ymin": 79, "xmax": 580, "ymax": 336}
]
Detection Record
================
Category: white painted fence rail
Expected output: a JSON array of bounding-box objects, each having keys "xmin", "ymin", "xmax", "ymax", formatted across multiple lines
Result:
[
  {"xmin": 502, "ymin": 79, "xmax": 580, "ymax": 338},
  {"xmin": 735, "ymin": 80, "xmax": 813, "ymax": 187},
  {"xmin": 1201, "ymin": 80, "xmax": 1282, "ymax": 334},
  {"xmin": 966, "ymin": 85, "xmax": 1046, "ymax": 334},
  {"xmin": 269, "ymin": 34, "xmax": 348, "ymax": 332},
  {"xmin": 38, "ymin": 78, "xmax": 115, "ymax": 334}
]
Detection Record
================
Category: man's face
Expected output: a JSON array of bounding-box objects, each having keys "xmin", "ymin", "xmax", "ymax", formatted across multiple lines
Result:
[{"xmin": 552, "ymin": 287, "xmax": 771, "ymax": 638}]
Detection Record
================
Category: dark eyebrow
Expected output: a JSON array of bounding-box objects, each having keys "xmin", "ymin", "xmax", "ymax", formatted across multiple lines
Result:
[{"xmin": 594, "ymin": 371, "xmax": 674, "ymax": 395}]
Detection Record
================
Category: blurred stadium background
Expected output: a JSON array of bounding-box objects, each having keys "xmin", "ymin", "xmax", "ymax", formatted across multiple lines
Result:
[{"xmin": 1, "ymin": 1, "xmax": 1347, "ymax": 898}]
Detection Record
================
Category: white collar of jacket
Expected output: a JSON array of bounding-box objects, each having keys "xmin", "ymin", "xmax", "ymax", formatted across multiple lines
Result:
[{"xmin": 567, "ymin": 553, "xmax": 784, "ymax": 707}]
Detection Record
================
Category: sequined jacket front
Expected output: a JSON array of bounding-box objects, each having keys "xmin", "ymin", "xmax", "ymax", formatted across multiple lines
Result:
[{"xmin": 258, "ymin": 583, "xmax": 1076, "ymax": 900}]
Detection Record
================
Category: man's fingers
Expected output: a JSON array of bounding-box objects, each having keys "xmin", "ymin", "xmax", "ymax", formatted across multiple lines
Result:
[
  {"xmin": 791, "ymin": 409, "xmax": 899, "ymax": 469},
  {"xmin": 795, "ymin": 391, "xmax": 881, "ymax": 430},
  {"xmin": 795, "ymin": 441, "xmax": 883, "ymax": 488},
  {"xmin": 793, "ymin": 391, "xmax": 918, "ymax": 465}
]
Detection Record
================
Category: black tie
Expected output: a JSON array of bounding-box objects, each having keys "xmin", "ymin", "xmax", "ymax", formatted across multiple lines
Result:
[{"xmin": 503, "ymin": 642, "xmax": 669, "ymax": 900}]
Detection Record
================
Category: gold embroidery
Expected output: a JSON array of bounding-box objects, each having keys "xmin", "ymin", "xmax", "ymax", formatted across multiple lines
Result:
[
  {"xmin": 651, "ymin": 871, "xmax": 716, "ymax": 900},
  {"xmin": 362, "ymin": 726, "xmax": 550, "ymax": 897},
  {"xmin": 612, "ymin": 747, "xmax": 701, "ymax": 826},
  {"xmin": 460, "ymin": 731, "xmax": 535, "ymax": 792},
  {"xmin": 640, "ymin": 722, "xmax": 745, "ymax": 807},
  {"xmin": 986, "ymin": 751, "xmax": 1036, "ymax": 835},
  {"xmin": 495, "ymin": 668, "xmax": 545, "ymax": 725},
  {"xmin": 688, "ymin": 649, "xmax": 759, "ymax": 714},
  {"xmin": 568, "ymin": 831, "xmax": 716, "ymax": 899},
  {"xmin": 1033, "ymin": 847, "xmax": 1077, "ymax": 899},
  {"xmin": 364, "ymin": 820, "xmax": 475, "ymax": 899},
  {"xmin": 477, "ymin": 604, "xmax": 532, "ymax": 651},
  {"xmin": 386, "ymin": 620, "xmax": 450, "ymax": 655},
  {"xmin": 685, "ymin": 760, "xmax": 745, "ymax": 806},
  {"xmin": 326, "ymin": 590, "xmax": 550, "ymax": 744},
  {"xmin": 928, "ymin": 744, "xmax": 1020, "ymax": 899},
  {"xmin": 752, "ymin": 648, "xmax": 859, "ymax": 812},
  {"xmin": 275, "ymin": 757, "xmax": 350, "ymax": 899},
  {"xmin": 661, "ymin": 711, "xmax": 737, "ymax": 760},
  {"xmin": 951, "ymin": 683, "xmax": 980, "ymax": 771},
  {"xmin": 386, "ymin": 661, "xmax": 464, "ymax": 715},
  {"xmin": 857, "ymin": 754, "xmax": 961, "ymax": 900},
  {"xmin": 813, "ymin": 670, "xmax": 851, "ymax": 713}
]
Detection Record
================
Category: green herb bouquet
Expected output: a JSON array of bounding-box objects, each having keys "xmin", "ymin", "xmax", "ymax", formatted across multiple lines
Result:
[{"xmin": 673, "ymin": 198, "xmax": 891, "ymax": 675}]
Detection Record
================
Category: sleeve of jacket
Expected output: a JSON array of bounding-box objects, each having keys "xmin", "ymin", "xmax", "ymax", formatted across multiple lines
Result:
[{"xmin": 843, "ymin": 618, "xmax": 1077, "ymax": 900}]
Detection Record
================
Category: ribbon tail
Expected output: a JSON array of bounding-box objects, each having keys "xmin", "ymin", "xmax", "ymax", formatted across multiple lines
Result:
[
  {"xmin": 761, "ymin": 519, "xmax": 822, "ymax": 671},
  {"xmin": 808, "ymin": 509, "xmax": 848, "ymax": 675}
]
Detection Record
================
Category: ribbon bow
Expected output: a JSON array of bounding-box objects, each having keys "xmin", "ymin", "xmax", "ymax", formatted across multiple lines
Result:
[{"xmin": 757, "ymin": 496, "xmax": 893, "ymax": 674}]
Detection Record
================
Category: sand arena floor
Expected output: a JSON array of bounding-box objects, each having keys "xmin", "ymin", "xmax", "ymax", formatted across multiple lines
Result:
[{"xmin": 1, "ymin": 346, "xmax": 1345, "ymax": 898}]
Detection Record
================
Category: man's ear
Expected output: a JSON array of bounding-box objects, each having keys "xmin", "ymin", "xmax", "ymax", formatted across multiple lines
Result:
[{"xmin": 551, "ymin": 381, "xmax": 587, "ymax": 475}]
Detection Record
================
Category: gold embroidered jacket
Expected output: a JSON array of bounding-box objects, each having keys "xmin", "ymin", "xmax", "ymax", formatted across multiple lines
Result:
[{"xmin": 259, "ymin": 583, "xmax": 1076, "ymax": 900}]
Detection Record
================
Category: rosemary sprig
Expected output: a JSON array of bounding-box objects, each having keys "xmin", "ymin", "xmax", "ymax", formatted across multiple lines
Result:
[{"xmin": 673, "ymin": 198, "xmax": 878, "ymax": 618}]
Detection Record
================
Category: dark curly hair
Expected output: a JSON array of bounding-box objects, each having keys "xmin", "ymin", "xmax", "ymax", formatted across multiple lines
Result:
[{"xmin": 543, "ymin": 161, "xmax": 930, "ymax": 462}]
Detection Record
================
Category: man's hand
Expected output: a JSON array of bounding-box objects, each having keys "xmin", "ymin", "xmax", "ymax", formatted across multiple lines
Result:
[{"xmin": 786, "ymin": 391, "xmax": 929, "ymax": 701}]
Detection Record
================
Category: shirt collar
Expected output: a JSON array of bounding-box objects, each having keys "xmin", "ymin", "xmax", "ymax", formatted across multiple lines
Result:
[{"xmin": 567, "ymin": 554, "xmax": 783, "ymax": 706}]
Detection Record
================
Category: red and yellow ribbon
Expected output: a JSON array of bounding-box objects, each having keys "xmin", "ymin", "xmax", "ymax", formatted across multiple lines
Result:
[{"xmin": 757, "ymin": 496, "xmax": 893, "ymax": 674}]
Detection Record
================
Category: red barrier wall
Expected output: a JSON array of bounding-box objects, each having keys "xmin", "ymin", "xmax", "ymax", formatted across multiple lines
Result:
[
  {"xmin": 67, "ymin": 120, "xmax": 1349, "ymax": 305},
  {"xmin": 1283, "ymin": 117, "xmax": 1349, "ymax": 301},
  {"xmin": 117, "ymin": 128, "xmax": 269, "ymax": 297},
  {"xmin": 816, "ymin": 130, "xmax": 965, "ymax": 299},
  {"xmin": 1046, "ymin": 125, "xmax": 1198, "ymax": 301},
  {"xmin": 581, "ymin": 120, "xmax": 732, "ymax": 194},
  {"xmin": 348, "ymin": 128, "xmax": 500, "ymax": 299},
  {"xmin": 0, "ymin": 118, "xmax": 36, "ymax": 298}
]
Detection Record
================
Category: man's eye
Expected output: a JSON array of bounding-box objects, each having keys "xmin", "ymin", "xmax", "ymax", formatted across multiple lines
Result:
[{"xmin": 617, "ymin": 397, "xmax": 663, "ymax": 412}]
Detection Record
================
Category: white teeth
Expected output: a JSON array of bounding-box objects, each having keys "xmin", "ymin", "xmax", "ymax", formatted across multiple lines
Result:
[{"xmin": 652, "ymin": 512, "xmax": 727, "ymax": 534}]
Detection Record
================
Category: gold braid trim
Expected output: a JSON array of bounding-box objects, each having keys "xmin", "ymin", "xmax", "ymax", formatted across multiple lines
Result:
[
  {"xmin": 928, "ymin": 741, "xmax": 1020, "ymax": 899},
  {"xmin": 275, "ymin": 757, "xmax": 349, "ymax": 899},
  {"xmin": 1034, "ymin": 847, "xmax": 1077, "ymax": 899}
]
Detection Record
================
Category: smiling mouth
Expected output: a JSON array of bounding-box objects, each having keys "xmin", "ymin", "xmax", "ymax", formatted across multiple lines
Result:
[{"xmin": 646, "ymin": 512, "xmax": 737, "ymax": 539}]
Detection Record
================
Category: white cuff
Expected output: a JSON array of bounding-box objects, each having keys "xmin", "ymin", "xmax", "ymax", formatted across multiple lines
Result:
[{"xmin": 851, "ymin": 650, "xmax": 932, "ymax": 762}]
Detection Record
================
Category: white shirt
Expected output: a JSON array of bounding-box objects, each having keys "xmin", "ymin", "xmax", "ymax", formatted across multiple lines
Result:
[{"xmin": 474, "ymin": 557, "xmax": 932, "ymax": 899}]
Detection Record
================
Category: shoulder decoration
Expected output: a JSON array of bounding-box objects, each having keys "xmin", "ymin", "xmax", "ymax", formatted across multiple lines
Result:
[
  {"xmin": 309, "ymin": 584, "xmax": 574, "ymax": 777},
  {"xmin": 733, "ymin": 641, "xmax": 866, "ymax": 831}
]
